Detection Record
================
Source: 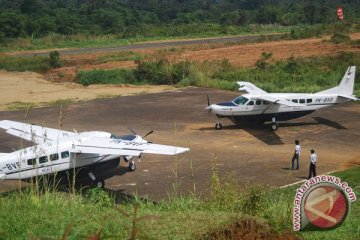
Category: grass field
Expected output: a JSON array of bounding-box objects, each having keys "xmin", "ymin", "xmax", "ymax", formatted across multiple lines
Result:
[
  {"xmin": 76, "ymin": 52, "xmax": 360, "ymax": 96},
  {"xmin": 0, "ymin": 165, "xmax": 359, "ymax": 239}
]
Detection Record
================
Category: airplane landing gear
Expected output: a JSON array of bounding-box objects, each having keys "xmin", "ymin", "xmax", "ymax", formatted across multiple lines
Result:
[
  {"xmin": 128, "ymin": 161, "xmax": 136, "ymax": 172},
  {"xmin": 270, "ymin": 117, "xmax": 278, "ymax": 131},
  {"xmin": 88, "ymin": 171, "xmax": 105, "ymax": 188},
  {"xmin": 215, "ymin": 123, "xmax": 222, "ymax": 130},
  {"xmin": 215, "ymin": 120, "xmax": 223, "ymax": 130}
]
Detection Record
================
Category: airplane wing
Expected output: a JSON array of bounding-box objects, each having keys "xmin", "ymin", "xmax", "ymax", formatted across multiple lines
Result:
[
  {"xmin": 250, "ymin": 96, "xmax": 306, "ymax": 107},
  {"xmin": 237, "ymin": 82, "xmax": 267, "ymax": 94},
  {"xmin": 72, "ymin": 137, "xmax": 189, "ymax": 156},
  {"xmin": 0, "ymin": 120, "xmax": 75, "ymax": 144}
]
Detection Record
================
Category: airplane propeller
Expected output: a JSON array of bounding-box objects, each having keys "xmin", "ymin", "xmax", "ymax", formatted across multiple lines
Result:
[
  {"xmin": 142, "ymin": 130, "xmax": 154, "ymax": 139},
  {"xmin": 206, "ymin": 94, "xmax": 212, "ymax": 112},
  {"xmin": 127, "ymin": 127, "xmax": 154, "ymax": 141}
]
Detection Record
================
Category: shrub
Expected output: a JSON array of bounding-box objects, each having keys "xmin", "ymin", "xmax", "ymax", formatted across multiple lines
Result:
[
  {"xmin": 85, "ymin": 187, "xmax": 112, "ymax": 207},
  {"xmin": 49, "ymin": 51, "xmax": 61, "ymax": 68},
  {"xmin": 330, "ymin": 32, "xmax": 351, "ymax": 44}
]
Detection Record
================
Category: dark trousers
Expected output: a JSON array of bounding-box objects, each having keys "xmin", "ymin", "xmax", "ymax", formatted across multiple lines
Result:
[
  {"xmin": 291, "ymin": 153, "xmax": 299, "ymax": 170},
  {"xmin": 308, "ymin": 163, "xmax": 316, "ymax": 179}
]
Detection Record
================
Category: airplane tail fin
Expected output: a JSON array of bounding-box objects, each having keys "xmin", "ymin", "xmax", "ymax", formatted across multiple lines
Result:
[{"xmin": 317, "ymin": 66, "xmax": 356, "ymax": 96}]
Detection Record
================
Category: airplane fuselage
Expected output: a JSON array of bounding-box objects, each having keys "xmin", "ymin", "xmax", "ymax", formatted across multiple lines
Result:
[
  {"xmin": 0, "ymin": 131, "xmax": 120, "ymax": 180},
  {"xmin": 209, "ymin": 93, "xmax": 349, "ymax": 125}
]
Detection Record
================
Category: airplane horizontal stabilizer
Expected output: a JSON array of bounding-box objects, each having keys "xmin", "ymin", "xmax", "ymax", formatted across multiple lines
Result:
[{"xmin": 338, "ymin": 94, "xmax": 358, "ymax": 101}]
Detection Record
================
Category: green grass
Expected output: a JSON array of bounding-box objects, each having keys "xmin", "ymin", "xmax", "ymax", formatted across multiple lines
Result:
[
  {"xmin": 96, "ymin": 51, "xmax": 146, "ymax": 63},
  {"xmin": 1, "ymin": 166, "xmax": 359, "ymax": 239},
  {"xmin": 0, "ymin": 55, "xmax": 53, "ymax": 72},
  {"xmin": 76, "ymin": 69, "xmax": 138, "ymax": 86},
  {"xmin": 5, "ymin": 101, "xmax": 33, "ymax": 111}
]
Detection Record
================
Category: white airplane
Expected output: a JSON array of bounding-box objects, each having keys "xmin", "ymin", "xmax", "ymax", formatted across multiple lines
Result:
[
  {"xmin": 206, "ymin": 66, "xmax": 357, "ymax": 131},
  {"xmin": 0, "ymin": 120, "xmax": 189, "ymax": 187}
]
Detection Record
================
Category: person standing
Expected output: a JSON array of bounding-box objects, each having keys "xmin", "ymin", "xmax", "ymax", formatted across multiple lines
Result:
[
  {"xmin": 308, "ymin": 149, "xmax": 317, "ymax": 179},
  {"xmin": 291, "ymin": 140, "xmax": 301, "ymax": 170}
]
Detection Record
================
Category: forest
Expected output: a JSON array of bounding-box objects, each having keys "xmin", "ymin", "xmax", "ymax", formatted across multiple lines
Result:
[{"xmin": 0, "ymin": 0, "xmax": 359, "ymax": 40}]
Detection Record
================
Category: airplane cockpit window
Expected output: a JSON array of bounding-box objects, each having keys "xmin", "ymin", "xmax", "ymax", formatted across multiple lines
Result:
[
  {"xmin": 247, "ymin": 100, "xmax": 254, "ymax": 105},
  {"xmin": 232, "ymin": 96, "xmax": 249, "ymax": 105},
  {"xmin": 256, "ymin": 100, "xmax": 261, "ymax": 105},
  {"xmin": 111, "ymin": 134, "xmax": 136, "ymax": 141}
]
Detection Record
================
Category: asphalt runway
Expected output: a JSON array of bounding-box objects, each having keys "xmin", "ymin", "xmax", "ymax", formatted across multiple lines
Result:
[
  {"xmin": 0, "ymin": 87, "xmax": 359, "ymax": 199},
  {"xmin": 13, "ymin": 33, "xmax": 284, "ymax": 57}
]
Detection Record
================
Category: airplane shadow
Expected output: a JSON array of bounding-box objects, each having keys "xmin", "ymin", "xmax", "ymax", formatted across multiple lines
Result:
[
  {"xmin": 312, "ymin": 117, "xmax": 347, "ymax": 130},
  {"xmin": 198, "ymin": 124, "xmax": 284, "ymax": 145},
  {"xmin": 198, "ymin": 116, "xmax": 347, "ymax": 145}
]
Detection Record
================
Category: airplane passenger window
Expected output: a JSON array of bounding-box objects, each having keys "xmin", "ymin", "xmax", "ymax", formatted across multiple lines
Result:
[
  {"xmin": 27, "ymin": 158, "xmax": 36, "ymax": 165},
  {"xmin": 39, "ymin": 156, "xmax": 48, "ymax": 164},
  {"xmin": 300, "ymin": 99, "xmax": 305, "ymax": 104},
  {"xmin": 307, "ymin": 99, "xmax": 312, "ymax": 103},
  {"xmin": 50, "ymin": 153, "xmax": 59, "ymax": 161},
  {"xmin": 247, "ymin": 101, "xmax": 254, "ymax": 105},
  {"xmin": 292, "ymin": 99, "xmax": 298, "ymax": 103},
  {"xmin": 256, "ymin": 100, "xmax": 261, "ymax": 105},
  {"xmin": 232, "ymin": 96, "xmax": 249, "ymax": 105},
  {"xmin": 61, "ymin": 151, "xmax": 70, "ymax": 159},
  {"xmin": 263, "ymin": 101, "xmax": 269, "ymax": 105}
]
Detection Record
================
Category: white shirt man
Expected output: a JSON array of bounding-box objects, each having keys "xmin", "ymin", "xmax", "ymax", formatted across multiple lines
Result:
[
  {"xmin": 308, "ymin": 149, "xmax": 317, "ymax": 179},
  {"xmin": 291, "ymin": 140, "xmax": 301, "ymax": 170}
]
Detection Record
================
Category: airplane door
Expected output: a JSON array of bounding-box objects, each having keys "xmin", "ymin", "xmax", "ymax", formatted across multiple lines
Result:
[{"xmin": 243, "ymin": 100, "xmax": 255, "ymax": 112}]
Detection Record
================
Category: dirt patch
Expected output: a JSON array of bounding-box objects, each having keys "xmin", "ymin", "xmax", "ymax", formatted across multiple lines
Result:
[
  {"xmin": 0, "ymin": 70, "xmax": 173, "ymax": 110},
  {"xmin": 203, "ymin": 219, "xmax": 301, "ymax": 240},
  {"xmin": 47, "ymin": 33, "xmax": 360, "ymax": 82}
]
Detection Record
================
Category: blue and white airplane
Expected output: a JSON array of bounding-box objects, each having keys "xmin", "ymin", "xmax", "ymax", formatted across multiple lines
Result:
[
  {"xmin": 0, "ymin": 120, "xmax": 189, "ymax": 187},
  {"xmin": 206, "ymin": 66, "xmax": 357, "ymax": 131}
]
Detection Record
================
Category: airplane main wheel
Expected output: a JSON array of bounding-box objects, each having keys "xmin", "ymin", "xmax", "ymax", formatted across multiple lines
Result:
[
  {"xmin": 128, "ymin": 162, "xmax": 136, "ymax": 172},
  {"xmin": 270, "ymin": 122, "xmax": 278, "ymax": 131},
  {"xmin": 94, "ymin": 179, "xmax": 105, "ymax": 188},
  {"xmin": 215, "ymin": 123, "xmax": 222, "ymax": 130}
]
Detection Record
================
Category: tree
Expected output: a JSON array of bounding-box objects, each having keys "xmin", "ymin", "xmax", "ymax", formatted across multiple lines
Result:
[{"xmin": 0, "ymin": 11, "xmax": 24, "ymax": 38}]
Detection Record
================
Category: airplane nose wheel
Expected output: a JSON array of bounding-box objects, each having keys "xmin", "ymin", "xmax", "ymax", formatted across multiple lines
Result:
[
  {"xmin": 270, "ymin": 117, "xmax": 278, "ymax": 131},
  {"xmin": 270, "ymin": 122, "xmax": 278, "ymax": 131},
  {"xmin": 128, "ymin": 161, "xmax": 136, "ymax": 172},
  {"xmin": 215, "ymin": 122, "xmax": 222, "ymax": 130}
]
